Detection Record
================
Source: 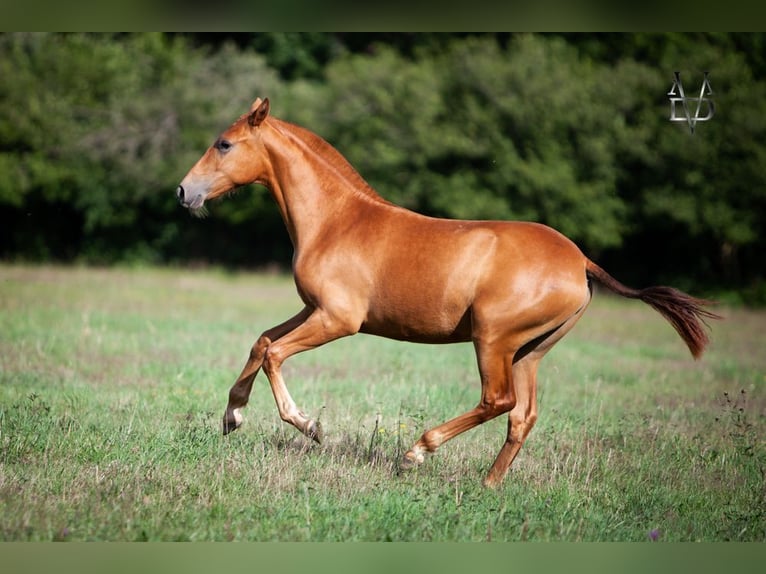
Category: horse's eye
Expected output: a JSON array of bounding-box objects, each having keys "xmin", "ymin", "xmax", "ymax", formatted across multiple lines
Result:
[{"xmin": 215, "ymin": 139, "xmax": 233, "ymax": 153}]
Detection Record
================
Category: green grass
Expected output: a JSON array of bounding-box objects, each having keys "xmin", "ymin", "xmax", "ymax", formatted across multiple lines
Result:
[{"xmin": 1, "ymin": 264, "xmax": 764, "ymax": 541}]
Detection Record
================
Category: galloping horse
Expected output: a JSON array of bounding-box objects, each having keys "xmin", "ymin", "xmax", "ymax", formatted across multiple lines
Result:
[{"xmin": 177, "ymin": 98, "xmax": 718, "ymax": 487}]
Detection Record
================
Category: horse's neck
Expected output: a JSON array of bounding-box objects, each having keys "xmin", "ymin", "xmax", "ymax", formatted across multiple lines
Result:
[{"xmin": 265, "ymin": 119, "xmax": 390, "ymax": 245}]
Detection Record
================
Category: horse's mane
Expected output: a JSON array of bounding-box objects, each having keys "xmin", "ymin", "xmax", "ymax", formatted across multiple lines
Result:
[{"xmin": 270, "ymin": 118, "xmax": 393, "ymax": 205}]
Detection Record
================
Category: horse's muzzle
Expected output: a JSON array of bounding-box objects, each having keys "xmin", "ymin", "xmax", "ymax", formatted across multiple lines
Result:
[
  {"xmin": 176, "ymin": 185, "xmax": 186, "ymax": 205},
  {"xmin": 176, "ymin": 185, "xmax": 202, "ymax": 209}
]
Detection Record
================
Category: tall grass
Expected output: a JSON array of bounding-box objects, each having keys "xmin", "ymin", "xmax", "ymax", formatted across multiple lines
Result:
[{"xmin": 0, "ymin": 264, "xmax": 763, "ymax": 541}]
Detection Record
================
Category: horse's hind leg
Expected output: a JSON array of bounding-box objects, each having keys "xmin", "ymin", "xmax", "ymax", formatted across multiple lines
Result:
[
  {"xmin": 402, "ymin": 341, "xmax": 515, "ymax": 468},
  {"xmin": 482, "ymin": 356, "xmax": 540, "ymax": 487},
  {"xmin": 482, "ymin": 299, "xmax": 591, "ymax": 487},
  {"xmin": 223, "ymin": 306, "xmax": 313, "ymax": 434}
]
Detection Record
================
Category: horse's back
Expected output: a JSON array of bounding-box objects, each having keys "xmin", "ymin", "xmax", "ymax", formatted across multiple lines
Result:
[
  {"xmin": 400, "ymin": 215, "xmax": 588, "ymax": 284},
  {"xmin": 357, "ymin": 211, "xmax": 589, "ymax": 343}
]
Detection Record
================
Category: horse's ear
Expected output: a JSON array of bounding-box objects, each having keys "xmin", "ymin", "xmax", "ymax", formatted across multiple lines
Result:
[{"xmin": 248, "ymin": 98, "xmax": 270, "ymax": 127}]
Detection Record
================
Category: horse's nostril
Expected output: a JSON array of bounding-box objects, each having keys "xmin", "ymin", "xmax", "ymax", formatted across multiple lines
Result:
[{"xmin": 177, "ymin": 185, "xmax": 185, "ymax": 202}]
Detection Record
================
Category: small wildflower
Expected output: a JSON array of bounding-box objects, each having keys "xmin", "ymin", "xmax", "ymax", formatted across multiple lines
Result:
[{"xmin": 648, "ymin": 529, "xmax": 660, "ymax": 541}]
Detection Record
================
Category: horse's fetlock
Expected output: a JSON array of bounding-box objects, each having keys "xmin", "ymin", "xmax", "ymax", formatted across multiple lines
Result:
[
  {"xmin": 421, "ymin": 431, "xmax": 442, "ymax": 452},
  {"xmin": 306, "ymin": 420, "xmax": 323, "ymax": 443}
]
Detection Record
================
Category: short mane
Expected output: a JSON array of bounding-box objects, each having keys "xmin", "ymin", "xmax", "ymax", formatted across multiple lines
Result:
[{"xmin": 270, "ymin": 117, "xmax": 392, "ymax": 205}]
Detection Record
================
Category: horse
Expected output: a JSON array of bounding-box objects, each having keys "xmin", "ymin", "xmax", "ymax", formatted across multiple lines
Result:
[{"xmin": 176, "ymin": 98, "xmax": 719, "ymax": 487}]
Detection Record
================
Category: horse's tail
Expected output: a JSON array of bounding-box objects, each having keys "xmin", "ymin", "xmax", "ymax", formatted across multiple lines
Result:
[{"xmin": 585, "ymin": 260, "xmax": 721, "ymax": 359}]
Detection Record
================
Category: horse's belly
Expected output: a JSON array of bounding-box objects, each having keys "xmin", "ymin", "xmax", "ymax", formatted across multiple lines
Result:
[{"xmin": 359, "ymin": 297, "xmax": 473, "ymax": 344}]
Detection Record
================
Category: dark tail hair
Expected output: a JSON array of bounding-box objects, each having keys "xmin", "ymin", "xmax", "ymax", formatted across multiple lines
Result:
[{"xmin": 586, "ymin": 260, "xmax": 721, "ymax": 359}]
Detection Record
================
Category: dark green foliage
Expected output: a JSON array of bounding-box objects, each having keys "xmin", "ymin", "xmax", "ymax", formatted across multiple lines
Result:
[{"xmin": 1, "ymin": 33, "xmax": 764, "ymax": 296}]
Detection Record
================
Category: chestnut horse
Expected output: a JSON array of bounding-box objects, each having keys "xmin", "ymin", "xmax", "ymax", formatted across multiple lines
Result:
[{"xmin": 177, "ymin": 98, "xmax": 718, "ymax": 487}]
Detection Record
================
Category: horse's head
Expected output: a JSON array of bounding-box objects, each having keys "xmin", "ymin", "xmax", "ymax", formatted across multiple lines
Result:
[{"xmin": 177, "ymin": 98, "xmax": 271, "ymax": 215}]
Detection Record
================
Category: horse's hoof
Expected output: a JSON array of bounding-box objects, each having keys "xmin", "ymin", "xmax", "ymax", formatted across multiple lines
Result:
[
  {"xmin": 222, "ymin": 408, "xmax": 243, "ymax": 435},
  {"xmin": 305, "ymin": 420, "xmax": 323, "ymax": 443},
  {"xmin": 482, "ymin": 475, "xmax": 501, "ymax": 489},
  {"xmin": 400, "ymin": 447, "xmax": 425, "ymax": 471}
]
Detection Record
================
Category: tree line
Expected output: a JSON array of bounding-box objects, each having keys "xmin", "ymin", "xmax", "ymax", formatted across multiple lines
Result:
[{"xmin": 1, "ymin": 33, "xmax": 764, "ymax": 303}]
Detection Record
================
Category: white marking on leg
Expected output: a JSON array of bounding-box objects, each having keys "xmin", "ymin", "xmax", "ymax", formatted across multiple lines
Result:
[{"xmin": 402, "ymin": 445, "xmax": 426, "ymax": 468}]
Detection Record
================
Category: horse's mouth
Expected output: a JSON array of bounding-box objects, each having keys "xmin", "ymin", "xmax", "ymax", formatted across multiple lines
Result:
[
  {"xmin": 180, "ymin": 193, "xmax": 208, "ymax": 217},
  {"xmin": 187, "ymin": 194, "xmax": 206, "ymax": 210},
  {"xmin": 189, "ymin": 200, "xmax": 209, "ymax": 218}
]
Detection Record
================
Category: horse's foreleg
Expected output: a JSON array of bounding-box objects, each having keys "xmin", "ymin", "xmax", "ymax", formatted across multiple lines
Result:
[
  {"xmin": 260, "ymin": 308, "xmax": 358, "ymax": 442},
  {"xmin": 223, "ymin": 306, "xmax": 313, "ymax": 434},
  {"xmin": 222, "ymin": 336, "xmax": 268, "ymax": 434}
]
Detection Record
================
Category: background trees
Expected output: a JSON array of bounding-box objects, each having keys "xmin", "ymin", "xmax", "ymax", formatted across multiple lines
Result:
[{"xmin": 1, "ymin": 33, "xmax": 764, "ymax": 302}]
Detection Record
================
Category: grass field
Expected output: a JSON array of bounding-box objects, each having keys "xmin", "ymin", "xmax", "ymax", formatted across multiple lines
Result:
[{"xmin": 0, "ymin": 264, "xmax": 764, "ymax": 541}]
